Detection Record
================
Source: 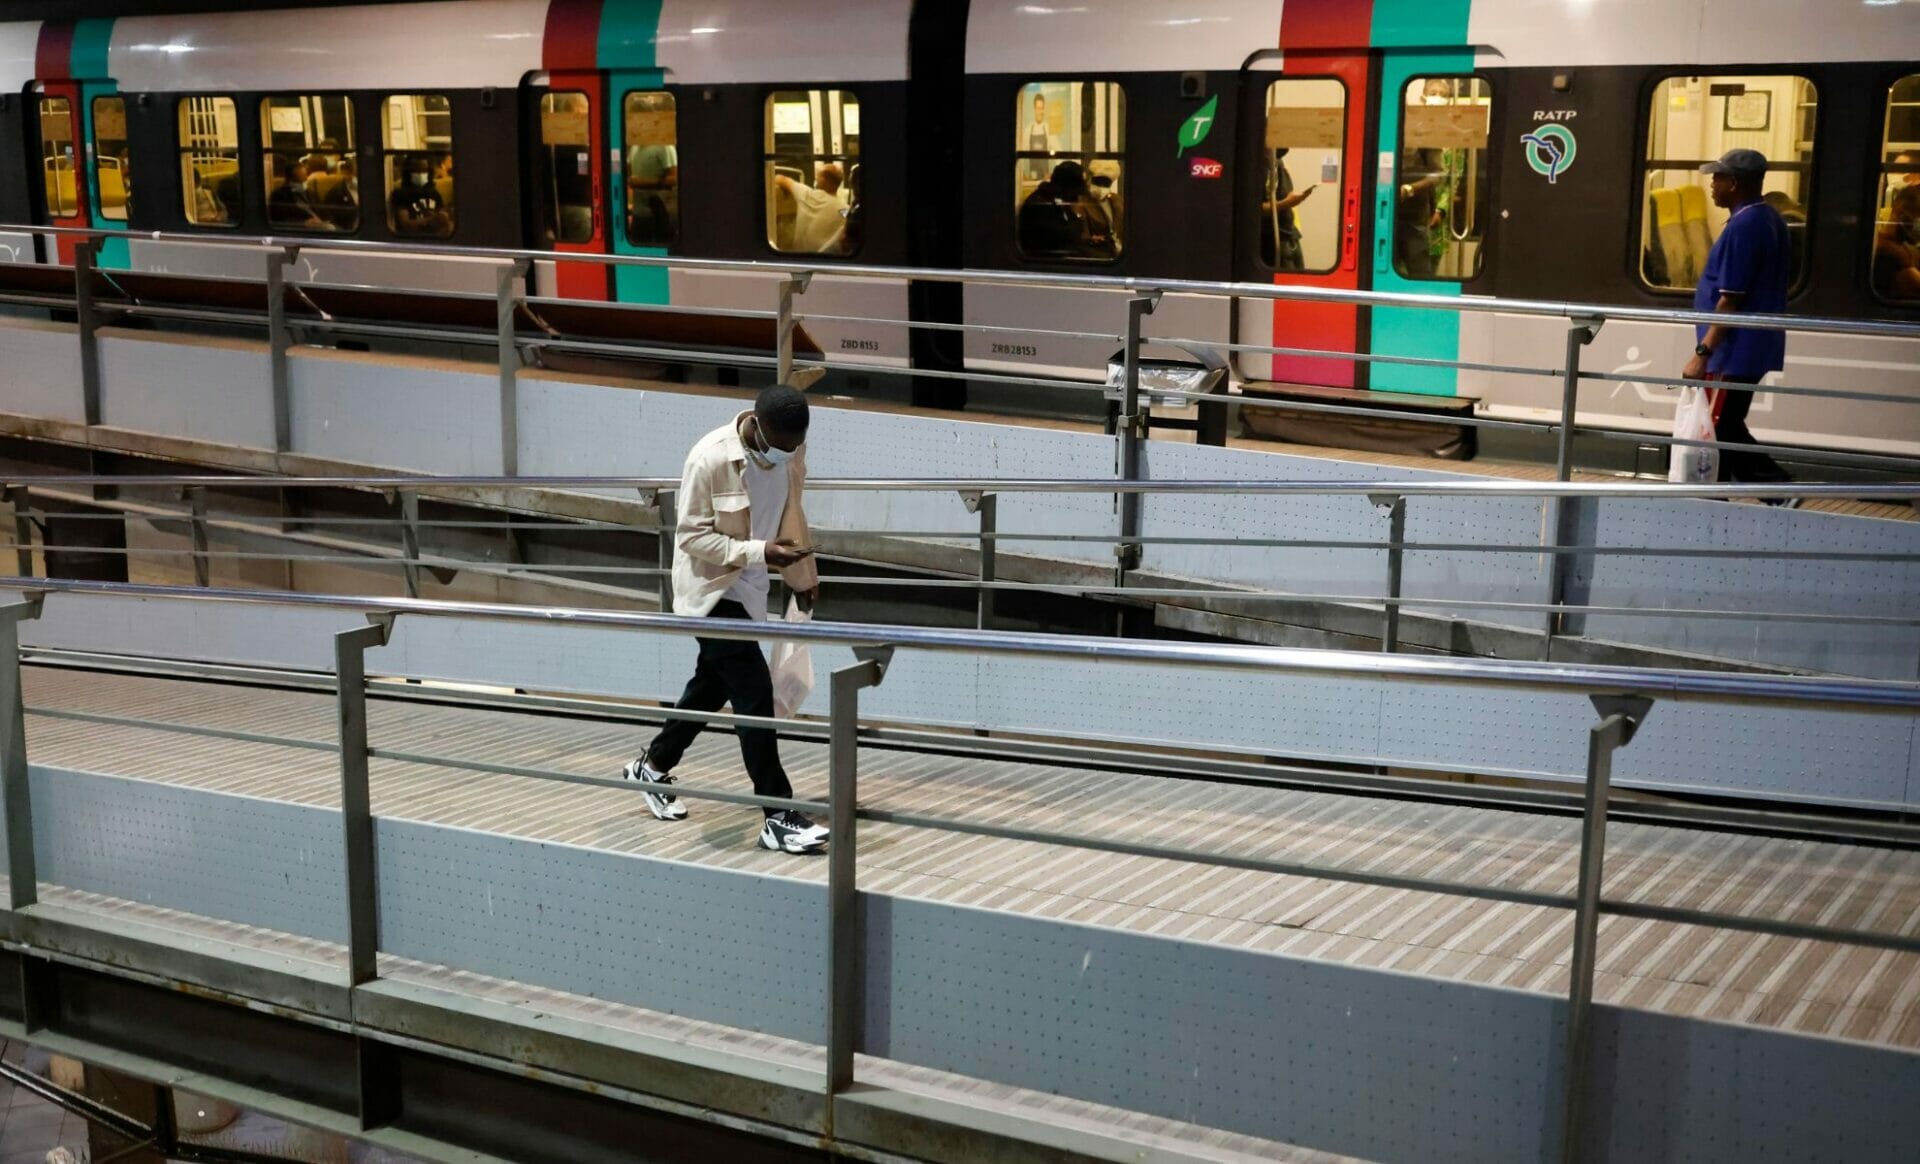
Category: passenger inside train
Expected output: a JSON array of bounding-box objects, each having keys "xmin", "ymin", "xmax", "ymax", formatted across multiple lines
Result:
[
  {"xmin": 624, "ymin": 91, "xmax": 678, "ymax": 247},
  {"xmin": 390, "ymin": 156, "xmax": 451, "ymax": 237},
  {"xmin": 1013, "ymin": 80, "xmax": 1124, "ymax": 261},
  {"xmin": 1874, "ymin": 185, "xmax": 1920, "ymax": 300}
]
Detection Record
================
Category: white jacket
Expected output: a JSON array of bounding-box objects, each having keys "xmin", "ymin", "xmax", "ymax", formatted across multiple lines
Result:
[{"xmin": 669, "ymin": 413, "xmax": 817, "ymax": 616}]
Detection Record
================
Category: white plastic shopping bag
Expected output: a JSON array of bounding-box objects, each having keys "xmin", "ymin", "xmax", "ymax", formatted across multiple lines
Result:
[
  {"xmin": 1668, "ymin": 385, "xmax": 1720, "ymax": 485},
  {"xmin": 770, "ymin": 595, "xmax": 815, "ymax": 718}
]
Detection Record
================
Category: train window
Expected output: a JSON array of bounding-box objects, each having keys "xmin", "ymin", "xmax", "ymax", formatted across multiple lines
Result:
[
  {"xmin": 536, "ymin": 91, "xmax": 594, "ymax": 244},
  {"xmin": 92, "ymin": 96, "xmax": 130, "ymax": 222},
  {"xmin": 1871, "ymin": 74, "xmax": 1920, "ymax": 304},
  {"xmin": 260, "ymin": 95, "xmax": 358, "ymax": 233},
  {"xmin": 765, "ymin": 90, "xmax": 861, "ymax": 255},
  {"xmin": 1393, "ymin": 77, "xmax": 1493, "ymax": 281},
  {"xmin": 177, "ymin": 96, "xmax": 240, "ymax": 227},
  {"xmin": 623, "ymin": 91, "xmax": 678, "ymax": 247},
  {"xmin": 382, "ymin": 94, "xmax": 454, "ymax": 239},
  {"xmin": 1014, "ymin": 80, "xmax": 1125, "ymax": 262},
  {"xmin": 1261, "ymin": 78, "xmax": 1346, "ymax": 273},
  {"xmin": 1639, "ymin": 75, "xmax": 1817, "ymax": 293},
  {"xmin": 38, "ymin": 97, "xmax": 78, "ymax": 218}
]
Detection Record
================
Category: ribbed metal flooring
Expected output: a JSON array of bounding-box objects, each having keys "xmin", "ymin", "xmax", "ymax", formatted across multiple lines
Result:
[{"xmin": 21, "ymin": 666, "xmax": 1920, "ymax": 1053}]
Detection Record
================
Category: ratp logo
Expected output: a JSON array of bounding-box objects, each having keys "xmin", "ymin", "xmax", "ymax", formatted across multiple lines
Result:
[{"xmin": 1522, "ymin": 124, "xmax": 1578, "ymax": 184}]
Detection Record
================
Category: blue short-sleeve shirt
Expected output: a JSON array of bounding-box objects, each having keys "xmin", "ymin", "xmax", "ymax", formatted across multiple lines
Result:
[{"xmin": 1694, "ymin": 198, "xmax": 1791, "ymax": 378}]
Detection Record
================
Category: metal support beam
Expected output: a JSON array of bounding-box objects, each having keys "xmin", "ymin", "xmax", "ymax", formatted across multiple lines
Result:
[
  {"xmin": 824, "ymin": 649, "xmax": 891, "ymax": 1130},
  {"xmin": 265, "ymin": 248, "xmax": 298, "ymax": 453},
  {"xmin": 1558, "ymin": 692, "xmax": 1652, "ymax": 1164},
  {"xmin": 6, "ymin": 487, "xmax": 33, "ymax": 579},
  {"xmin": 335, "ymin": 615, "xmax": 395, "ymax": 987},
  {"xmin": 187, "ymin": 486, "xmax": 210, "ymax": 588},
  {"xmin": 496, "ymin": 261, "xmax": 528, "ymax": 477},
  {"xmin": 776, "ymin": 273, "xmax": 813, "ymax": 386},
  {"xmin": 654, "ymin": 488, "xmax": 675, "ymax": 613},
  {"xmin": 74, "ymin": 239, "xmax": 101, "ymax": 426},
  {"xmin": 1370, "ymin": 494, "xmax": 1406, "ymax": 653},
  {"xmin": 0, "ymin": 595, "xmax": 45, "ymax": 911},
  {"xmin": 1114, "ymin": 293, "xmax": 1160, "ymax": 586},
  {"xmin": 975, "ymin": 493, "xmax": 997, "ymax": 630},
  {"xmin": 397, "ymin": 490, "xmax": 421, "ymax": 599},
  {"xmin": 1545, "ymin": 318, "xmax": 1602, "ymax": 658}
]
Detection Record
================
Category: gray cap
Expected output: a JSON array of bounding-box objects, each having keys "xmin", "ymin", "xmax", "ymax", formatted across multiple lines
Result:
[{"xmin": 1700, "ymin": 148, "xmax": 1768, "ymax": 177}]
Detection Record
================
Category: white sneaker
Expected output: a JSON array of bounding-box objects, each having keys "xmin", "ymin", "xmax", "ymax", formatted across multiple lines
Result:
[
  {"xmin": 758, "ymin": 810, "xmax": 828, "ymax": 854},
  {"xmin": 621, "ymin": 757, "xmax": 688, "ymax": 820}
]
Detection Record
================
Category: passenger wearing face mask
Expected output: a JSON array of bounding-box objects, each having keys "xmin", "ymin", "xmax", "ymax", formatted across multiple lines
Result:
[
  {"xmin": 622, "ymin": 385, "xmax": 831, "ymax": 856},
  {"xmin": 389, "ymin": 157, "xmax": 450, "ymax": 236},
  {"xmin": 268, "ymin": 158, "xmax": 327, "ymax": 230}
]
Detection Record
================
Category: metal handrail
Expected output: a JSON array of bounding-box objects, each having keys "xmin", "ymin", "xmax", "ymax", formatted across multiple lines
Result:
[
  {"xmin": 7, "ymin": 578, "xmax": 1915, "ymax": 711},
  {"xmin": 3, "ymin": 473, "xmax": 1914, "ymax": 501},
  {"xmin": 11, "ymin": 221, "xmax": 1920, "ymax": 340}
]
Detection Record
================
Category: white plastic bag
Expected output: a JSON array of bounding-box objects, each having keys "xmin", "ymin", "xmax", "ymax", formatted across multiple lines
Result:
[
  {"xmin": 1668, "ymin": 385, "xmax": 1720, "ymax": 485},
  {"xmin": 769, "ymin": 595, "xmax": 814, "ymax": 718}
]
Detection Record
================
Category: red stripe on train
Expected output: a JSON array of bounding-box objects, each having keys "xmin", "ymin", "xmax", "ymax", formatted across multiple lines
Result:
[{"xmin": 543, "ymin": 0, "xmax": 605, "ymax": 72}]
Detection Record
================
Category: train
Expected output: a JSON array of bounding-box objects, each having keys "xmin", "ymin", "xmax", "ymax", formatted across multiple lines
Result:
[{"xmin": 1, "ymin": 0, "xmax": 1917, "ymax": 457}]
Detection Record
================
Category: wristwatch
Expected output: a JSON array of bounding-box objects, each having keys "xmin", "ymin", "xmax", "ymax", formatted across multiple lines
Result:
[{"xmin": 1694, "ymin": 342, "xmax": 1713, "ymax": 358}]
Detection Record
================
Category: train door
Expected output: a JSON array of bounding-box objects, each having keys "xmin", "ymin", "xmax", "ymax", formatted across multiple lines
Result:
[
  {"xmin": 608, "ymin": 72, "xmax": 674, "ymax": 305},
  {"xmin": 529, "ymin": 76, "xmax": 611, "ymax": 300},
  {"xmin": 1367, "ymin": 49, "xmax": 1495, "ymax": 396},
  {"xmin": 80, "ymin": 82, "xmax": 131, "ymax": 270},
  {"xmin": 32, "ymin": 81, "xmax": 87, "ymax": 265},
  {"xmin": 1236, "ymin": 57, "xmax": 1370, "ymax": 387}
]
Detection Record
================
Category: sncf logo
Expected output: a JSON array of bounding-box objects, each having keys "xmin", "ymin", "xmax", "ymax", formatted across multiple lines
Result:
[{"xmin": 1189, "ymin": 158, "xmax": 1224, "ymax": 180}]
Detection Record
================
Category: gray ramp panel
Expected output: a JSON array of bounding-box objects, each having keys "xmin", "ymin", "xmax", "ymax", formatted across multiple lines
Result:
[
  {"xmin": 865, "ymin": 893, "xmax": 1564, "ymax": 1164},
  {"xmin": 25, "ymin": 765, "xmax": 346, "ymax": 944},
  {"xmin": 375, "ymin": 819, "xmax": 828, "ymax": 1046},
  {"xmin": 1590, "ymin": 1004, "xmax": 1920, "ymax": 1162},
  {"xmin": 15, "ymin": 772, "xmax": 1920, "ymax": 1163}
]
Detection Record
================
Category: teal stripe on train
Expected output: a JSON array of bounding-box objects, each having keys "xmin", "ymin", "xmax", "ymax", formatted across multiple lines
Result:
[
  {"xmin": 72, "ymin": 18, "xmax": 129, "ymax": 271},
  {"xmin": 600, "ymin": 0, "xmax": 671, "ymax": 305},
  {"xmin": 1369, "ymin": 0, "xmax": 1472, "ymax": 396}
]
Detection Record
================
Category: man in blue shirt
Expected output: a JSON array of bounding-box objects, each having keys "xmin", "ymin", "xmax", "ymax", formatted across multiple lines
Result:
[{"xmin": 1681, "ymin": 148, "xmax": 1794, "ymax": 491}]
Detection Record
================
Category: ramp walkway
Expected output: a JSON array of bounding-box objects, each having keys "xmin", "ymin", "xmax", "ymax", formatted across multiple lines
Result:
[{"xmin": 0, "ymin": 581, "xmax": 1913, "ymax": 1162}]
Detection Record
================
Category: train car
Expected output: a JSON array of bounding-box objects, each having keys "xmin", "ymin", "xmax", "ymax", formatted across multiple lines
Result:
[
  {"xmin": 0, "ymin": 20, "xmax": 38, "ymax": 265},
  {"xmin": 961, "ymin": 0, "xmax": 1920, "ymax": 457},
  {"xmin": 2, "ymin": 0, "xmax": 1918, "ymax": 457}
]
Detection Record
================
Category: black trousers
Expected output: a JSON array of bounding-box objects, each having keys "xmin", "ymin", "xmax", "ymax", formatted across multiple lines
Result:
[
  {"xmin": 1708, "ymin": 373, "xmax": 1789, "ymax": 483},
  {"xmin": 646, "ymin": 599, "xmax": 790, "ymax": 814}
]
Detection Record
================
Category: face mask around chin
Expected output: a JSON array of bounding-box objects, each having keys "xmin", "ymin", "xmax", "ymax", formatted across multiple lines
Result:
[{"xmin": 750, "ymin": 418, "xmax": 796, "ymax": 466}]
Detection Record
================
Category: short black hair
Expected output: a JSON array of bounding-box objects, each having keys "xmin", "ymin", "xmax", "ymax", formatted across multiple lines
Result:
[{"xmin": 755, "ymin": 384, "xmax": 810, "ymax": 438}]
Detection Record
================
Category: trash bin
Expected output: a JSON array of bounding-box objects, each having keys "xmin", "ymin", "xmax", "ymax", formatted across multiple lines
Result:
[{"xmin": 1104, "ymin": 345, "xmax": 1230, "ymax": 445}]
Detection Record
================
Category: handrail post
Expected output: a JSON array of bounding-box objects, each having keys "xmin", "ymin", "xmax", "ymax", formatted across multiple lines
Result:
[
  {"xmin": 1545, "ymin": 317, "xmax": 1602, "ymax": 657},
  {"xmin": 1115, "ymin": 292, "xmax": 1160, "ymax": 590},
  {"xmin": 961, "ymin": 491, "xmax": 996, "ymax": 629},
  {"xmin": 0, "ymin": 595, "xmax": 45, "ymax": 913},
  {"xmin": 776, "ymin": 272, "xmax": 813, "ymax": 386},
  {"xmin": 496, "ymin": 260, "xmax": 528, "ymax": 477},
  {"xmin": 74, "ymin": 239, "xmax": 101, "ymax": 427},
  {"xmin": 266, "ymin": 247, "xmax": 298, "ymax": 453},
  {"xmin": 187, "ymin": 486, "xmax": 210, "ymax": 588},
  {"xmin": 653, "ymin": 487, "xmax": 675, "ymax": 613},
  {"xmin": 1370, "ymin": 494, "xmax": 1406, "ymax": 652},
  {"xmin": 398, "ymin": 490, "xmax": 421, "ymax": 599},
  {"xmin": 6, "ymin": 488, "xmax": 33, "ymax": 579},
  {"xmin": 825, "ymin": 646, "xmax": 892, "ymax": 1134},
  {"xmin": 336, "ymin": 615, "xmax": 396, "ymax": 987},
  {"xmin": 1558, "ymin": 693, "xmax": 1651, "ymax": 1164}
]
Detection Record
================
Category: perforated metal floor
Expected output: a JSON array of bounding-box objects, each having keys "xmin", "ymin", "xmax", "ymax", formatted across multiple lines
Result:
[{"xmin": 19, "ymin": 665, "xmax": 1920, "ymax": 1059}]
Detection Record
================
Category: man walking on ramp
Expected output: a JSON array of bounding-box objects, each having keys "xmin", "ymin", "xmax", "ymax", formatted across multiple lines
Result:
[{"xmin": 623, "ymin": 386, "xmax": 828, "ymax": 854}]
